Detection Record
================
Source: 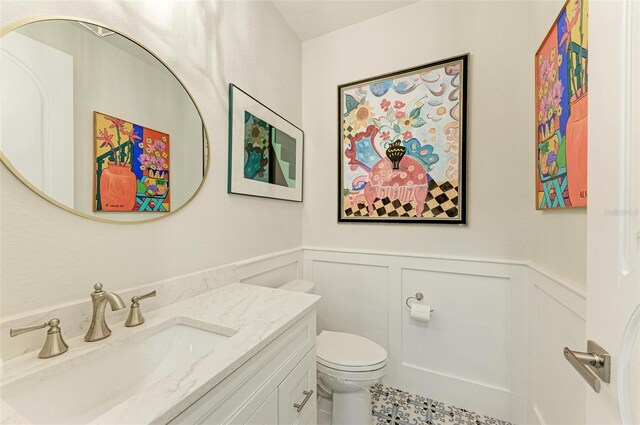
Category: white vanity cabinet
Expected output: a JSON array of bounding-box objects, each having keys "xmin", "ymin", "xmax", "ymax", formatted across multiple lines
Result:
[
  {"xmin": 277, "ymin": 348, "xmax": 316, "ymax": 425},
  {"xmin": 170, "ymin": 312, "xmax": 317, "ymax": 425},
  {"xmin": 245, "ymin": 389, "xmax": 278, "ymax": 425}
]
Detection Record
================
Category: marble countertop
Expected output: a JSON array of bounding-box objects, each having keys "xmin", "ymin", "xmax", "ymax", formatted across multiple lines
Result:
[{"xmin": 0, "ymin": 283, "xmax": 320, "ymax": 424}]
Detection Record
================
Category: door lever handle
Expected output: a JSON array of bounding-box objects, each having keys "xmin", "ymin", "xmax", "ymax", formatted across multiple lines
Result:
[{"xmin": 564, "ymin": 340, "xmax": 611, "ymax": 393}]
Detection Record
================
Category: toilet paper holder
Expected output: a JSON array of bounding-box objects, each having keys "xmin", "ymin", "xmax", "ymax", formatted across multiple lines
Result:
[{"xmin": 405, "ymin": 292, "xmax": 434, "ymax": 312}]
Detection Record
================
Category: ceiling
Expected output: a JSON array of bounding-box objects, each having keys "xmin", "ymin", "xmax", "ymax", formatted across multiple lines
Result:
[{"xmin": 271, "ymin": 0, "xmax": 419, "ymax": 41}]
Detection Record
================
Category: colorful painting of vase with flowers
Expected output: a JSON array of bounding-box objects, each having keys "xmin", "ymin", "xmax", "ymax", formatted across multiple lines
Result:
[
  {"xmin": 94, "ymin": 112, "xmax": 170, "ymax": 212},
  {"xmin": 338, "ymin": 55, "xmax": 467, "ymax": 223},
  {"xmin": 535, "ymin": 0, "xmax": 588, "ymax": 209}
]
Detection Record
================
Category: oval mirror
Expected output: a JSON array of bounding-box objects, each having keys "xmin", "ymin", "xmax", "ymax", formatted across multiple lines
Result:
[{"xmin": 0, "ymin": 18, "xmax": 208, "ymax": 223}]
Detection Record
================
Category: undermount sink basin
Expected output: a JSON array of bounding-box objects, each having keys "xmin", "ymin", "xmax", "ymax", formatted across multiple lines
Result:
[{"xmin": 2, "ymin": 319, "xmax": 234, "ymax": 424}]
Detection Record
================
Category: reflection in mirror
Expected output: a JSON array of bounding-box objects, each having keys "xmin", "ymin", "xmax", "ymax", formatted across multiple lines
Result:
[{"xmin": 0, "ymin": 19, "xmax": 208, "ymax": 223}]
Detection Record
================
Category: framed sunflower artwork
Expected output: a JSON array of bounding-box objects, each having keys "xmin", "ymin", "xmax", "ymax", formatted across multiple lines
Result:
[
  {"xmin": 228, "ymin": 84, "xmax": 304, "ymax": 202},
  {"xmin": 338, "ymin": 55, "xmax": 468, "ymax": 223}
]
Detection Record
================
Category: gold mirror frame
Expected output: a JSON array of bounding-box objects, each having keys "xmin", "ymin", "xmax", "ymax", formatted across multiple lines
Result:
[{"xmin": 0, "ymin": 16, "xmax": 210, "ymax": 224}]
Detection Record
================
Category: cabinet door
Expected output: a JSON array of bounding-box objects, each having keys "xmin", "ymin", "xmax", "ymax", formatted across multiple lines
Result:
[
  {"xmin": 303, "ymin": 408, "xmax": 317, "ymax": 425},
  {"xmin": 245, "ymin": 388, "xmax": 278, "ymax": 425},
  {"xmin": 278, "ymin": 348, "xmax": 317, "ymax": 425}
]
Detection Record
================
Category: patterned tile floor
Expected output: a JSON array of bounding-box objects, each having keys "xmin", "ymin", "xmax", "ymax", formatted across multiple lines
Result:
[{"xmin": 370, "ymin": 384, "xmax": 514, "ymax": 425}]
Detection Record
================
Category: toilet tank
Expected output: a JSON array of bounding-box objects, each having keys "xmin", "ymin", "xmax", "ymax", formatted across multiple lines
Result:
[{"xmin": 278, "ymin": 279, "xmax": 315, "ymax": 293}]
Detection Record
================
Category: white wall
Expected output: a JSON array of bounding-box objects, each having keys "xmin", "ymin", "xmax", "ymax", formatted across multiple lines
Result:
[
  {"xmin": 302, "ymin": 1, "xmax": 532, "ymax": 261},
  {"xmin": 526, "ymin": 2, "xmax": 588, "ymax": 423},
  {"xmin": 300, "ymin": 2, "xmax": 589, "ymax": 423},
  {"xmin": 0, "ymin": 0, "xmax": 303, "ymax": 316},
  {"xmin": 0, "ymin": 2, "xmax": 592, "ymax": 422},
  {"xmin": 529, "ymin": 0, "xmax": 588, "ymax": 288},
  {"xmin": 300, "ymin": 4, "xmax": 534, "ymax": 419},
  {"xmin": 300, "ymin": 0, "xmax": 586, "ymax": 279}
]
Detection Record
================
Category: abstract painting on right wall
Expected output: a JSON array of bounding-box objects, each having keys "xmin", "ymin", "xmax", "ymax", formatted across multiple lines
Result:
[{"xmin": 535, "ymin": 0, "xmax": 588, "ymax": 209}]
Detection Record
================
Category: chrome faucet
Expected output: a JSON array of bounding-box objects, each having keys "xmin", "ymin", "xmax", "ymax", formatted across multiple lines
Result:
[{"xmin": 84, "ymin": 283, "xmax": 126, "ymax": 342}]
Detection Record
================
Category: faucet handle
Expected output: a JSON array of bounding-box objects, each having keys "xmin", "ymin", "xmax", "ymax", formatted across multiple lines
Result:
[
  {"xmin": 10, "ymin": 321, "xmax": 48, "ymax": 337},
  {"xmin": 10, "ymin": 318, "xmax": 69, "ymax": 358},
  {"xmin": 125, "ymin": 290, "xmax": 156, "ymax": 327},
  {"xmin": 93, "ymin": 282, "xmax": 104, "ymax": 292},
  {"xmin": 132, "ymin": 290, "xmax": 156, "ymax": 303}
]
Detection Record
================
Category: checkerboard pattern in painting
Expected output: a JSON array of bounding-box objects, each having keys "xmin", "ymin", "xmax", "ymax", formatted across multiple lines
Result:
[
  {"xmin": 343, "ymin": 180, "xmax": 459, "ymax": 219},
  {"xmin": 370, "ymin": 384, "xmax": 514, "ymax": 425}
]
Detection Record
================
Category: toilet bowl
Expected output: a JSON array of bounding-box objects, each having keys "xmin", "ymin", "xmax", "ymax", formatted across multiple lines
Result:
[
  {"xmin": 317, "ymin": 330, "xmax": 387, "ymax": 424},
  {"xmin": 279, "ymin": 280, "xmax": 388, "ymax": 424}
]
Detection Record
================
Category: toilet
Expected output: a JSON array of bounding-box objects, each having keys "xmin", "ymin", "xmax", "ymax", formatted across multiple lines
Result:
[{"xmin": 279, "ymin": 280, "xmax": 388, "ymax": 424}]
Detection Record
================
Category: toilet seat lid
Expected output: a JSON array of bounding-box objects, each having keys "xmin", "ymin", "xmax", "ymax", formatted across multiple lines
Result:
[{"xmin": 316, "ymin": 331, "xmax": 387, "ymax": 371}]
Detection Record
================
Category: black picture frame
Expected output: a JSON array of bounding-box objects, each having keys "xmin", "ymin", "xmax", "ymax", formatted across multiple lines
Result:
[{"xmin": 337, "ymin": 54, "xmax": 468, "ymax": 224}]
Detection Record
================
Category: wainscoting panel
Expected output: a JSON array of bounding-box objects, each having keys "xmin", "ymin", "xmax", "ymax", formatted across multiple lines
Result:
[
  {"xmin": 304, "ymin": 248, "xmax": 528, "ymax": 424},
  {"xmin": 401, "ymin": 268, "xmax": 510, "ymax": 390},
  {"xmin": 218, "ymin": 247, "xmax": 584, "ymax": 425},
  {"xmin": 527, "ymin": 265, "xmax": 586, "ymax": 425}
]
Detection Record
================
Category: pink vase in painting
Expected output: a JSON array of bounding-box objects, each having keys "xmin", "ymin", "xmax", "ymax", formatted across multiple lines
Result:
[
  {"xmin": 100, "ymin": 162, "xmax": 136, "ymax": 211},
  {"xmin": 565, "ymin": 94, "xmax": 588, "ymax": 207}
]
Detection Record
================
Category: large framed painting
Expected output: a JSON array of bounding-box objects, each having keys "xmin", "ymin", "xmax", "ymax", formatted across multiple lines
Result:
[
  {"xmin": 535, "ymin": 0, "xmax": 588, "ymax": 209},
  {"xmin": 228, "ymin": 84, "xmax": 304, "ymax": 202},
  {"xmin": 338, "ymin": 55, "xmax": 468, "ymax": 223},
  {"xmin": 94, "ymin": 112, "xmax": 170, "ymax": 212}
]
